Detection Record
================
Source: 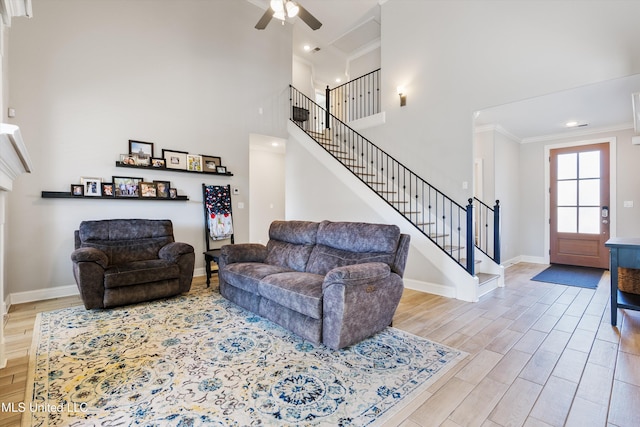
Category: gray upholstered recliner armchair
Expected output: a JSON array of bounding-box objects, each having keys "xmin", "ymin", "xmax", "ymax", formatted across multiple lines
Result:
[{"xmin": 71, "ymin": 219, "xmax": 195, "ymax": 309}]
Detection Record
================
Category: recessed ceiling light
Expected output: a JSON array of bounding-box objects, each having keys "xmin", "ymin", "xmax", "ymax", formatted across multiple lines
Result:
[
  {"xmin": 335, "ymin": 78, "xmax": 341, "ymax": 83},
  {"xmin": 303, "ymin": 45, "xmax": 311, "ymax": 51},
  {"xmin": 566, "ymin": 121, "xmax": 589, "ymax": 128},
  {"xmin": 271, "ymin": 142, "xmax": 279, "ymax": 147}
]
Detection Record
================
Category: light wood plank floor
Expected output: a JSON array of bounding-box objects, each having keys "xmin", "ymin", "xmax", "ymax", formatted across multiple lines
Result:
[{"xmin": 1, "ymin": 264, "xmax": 639, "ymax": 426}]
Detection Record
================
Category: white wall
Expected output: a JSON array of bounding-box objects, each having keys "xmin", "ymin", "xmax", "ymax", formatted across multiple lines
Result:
[
  {"xmin": 494, "ymin": 130, "xmax": 521, "ymax": 263},
  {"xmin": 5, "ymin": 0, "xmax": 292, "ymax": 297},
  {"xmin": 369, "ymin": 0, "xmax": 640, "ymax": 208}
]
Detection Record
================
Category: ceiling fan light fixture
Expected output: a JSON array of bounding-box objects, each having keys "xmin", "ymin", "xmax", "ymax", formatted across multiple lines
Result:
[
  {"xmin": 286, "ymin": 1, "xmax": 299, "ymax": 18},
  {"xmin": 270, "ymin": 0, "xmax": 284, "ymax": 12},
  {"xmin": 273, "ymin": 10, "xmax": 286, "ymax": 21}
]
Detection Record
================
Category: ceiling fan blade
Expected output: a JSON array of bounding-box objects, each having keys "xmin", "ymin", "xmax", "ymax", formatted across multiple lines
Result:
[
  {"xmin": 297, "ymin": 4, "xmax": 322, "ymax": 30},
  {"xmin": 255, "ymin": 8, "xmax": 274, "ymax": 30}
]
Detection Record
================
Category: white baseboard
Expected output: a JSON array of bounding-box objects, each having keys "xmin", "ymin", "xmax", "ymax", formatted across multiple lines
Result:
[
  {"xmin": 8, "ymin": 284, "xmax": 80, "ymax": 308},
  {"xmin": 6, "ymin": 268, "xmax": 208, "ymax": 311},
  {"xmin": 403, "ymin": 278, "xmax": 456, "ymax": 299},
  {"xmin": 515, "ymin": 255, "xmax": 547, "ymax": 265}
]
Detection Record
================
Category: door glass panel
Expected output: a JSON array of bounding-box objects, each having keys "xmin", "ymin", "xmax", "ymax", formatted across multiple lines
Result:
[
  {"xmin": 557, "ymin": 153, "xmax": 577, "ymax": 179},
  {"xmin": 557, "ymin": 181, "xmax": 577, "ymax": 205},
  {"xmin": 579, "ymin": 179, "xmax": 600, "ymax": 206},
  {"xmin": 557, "ymin": 207, "xmax": 577, "ymax": 232},
  {"xmin": 579, "ymin": 151, "xmax": 600, "ymax": 179},
  {"xmin": 578, "ymin": 207, "xmax": 600, "ymax": 234}
]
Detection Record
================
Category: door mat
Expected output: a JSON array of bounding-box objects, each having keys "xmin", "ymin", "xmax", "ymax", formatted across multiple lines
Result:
[{"xmin": 531, "ymin": 264, "xmax": 605, "ymax": 289}]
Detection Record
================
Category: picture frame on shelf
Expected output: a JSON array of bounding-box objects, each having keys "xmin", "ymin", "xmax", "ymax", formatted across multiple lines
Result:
[
  {"xmin": 151, "ymin": 158, "xmax": 166, "ymax": 168},
  {"xmin": 216, "ymin": 166, "xmax": 227, "ymax": 174},
  {"xmin": 169, "ymin": 188, "xmax": 177, "ymax": 199},
  {"xmin": 129, "ymin": 140, "xmax": 154, "ymax": 160},
  {"xmin": 120, "ymin": 153, "xmax": 137, "ymax": 165},
  {"xmin": 113, "ymin": 176, "xmax": 143, "ymax": 197},
  {"xmin": 163, "ymin": 149, "xmax": 188, "ymax": 170},
  {"xmin": 187, "ymin": 154, "xmax": 203, "ymax": 172},
  {"xmin": 154, "ymin": 180, "xmax": 170, "ymax": 198},
  {"xmin": 71, "ymin": 184, "xmax": 84, "ymax": 196},
  {"xmin": 202, "ymin": 155, "xmax": 221, "ymax": 172},
  {"xmin": 140, "ymin": 182, "xmax": 157, "ymax": 198},
  {"xmin": 81, "ymin": 177, "xmax": 102, "ymax": 197},
  {"xmin": 101, "ymin": 183, "xmax": 114, "ymax": 197}
]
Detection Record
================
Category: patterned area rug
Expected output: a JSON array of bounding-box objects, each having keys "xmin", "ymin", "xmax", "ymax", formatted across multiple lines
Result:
[{"xmin": 23, "ymin": 287, "xmax": 466, "ymax": 426}]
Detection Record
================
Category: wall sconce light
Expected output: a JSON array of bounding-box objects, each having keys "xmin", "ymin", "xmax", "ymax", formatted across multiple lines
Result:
[{"xmin": 397, "ymin": 86, "xmax": 407, "ymax": 107}]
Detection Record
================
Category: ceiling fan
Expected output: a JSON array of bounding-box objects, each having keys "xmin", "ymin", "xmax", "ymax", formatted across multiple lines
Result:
[{"xmin": 255, "ymin": 0, "xmax": 322, "ymax": 31}]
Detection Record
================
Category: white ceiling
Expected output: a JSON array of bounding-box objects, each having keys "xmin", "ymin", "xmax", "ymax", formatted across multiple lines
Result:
[{"xmin": 476, "ymin": 74, "xmax": 640, "ymax": 142}]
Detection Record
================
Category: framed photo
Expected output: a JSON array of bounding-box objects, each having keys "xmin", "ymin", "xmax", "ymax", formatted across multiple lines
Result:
[
  {"xmin": 151, "ymin": 158, "xmax": 166, "ymax": 168},
  {"xmin": 163, "ymin": 149, "xmax": 188, "ymax": 170},
  {"xmin": 71, "ymin": 184, "xmax": 84, "ymax": 196},
  {"xmin": 140, "ymin": 182, "xmax": 157, "ymax": 198},
  {"xmin": 187, "ymin": 154, "xmax": 203, "ymax": 172},
  {"xmin": 216, "ymin": 166, "xmax": 227, "ymax": 174},
  {"xmin": 129, "ymin": 140, "xmax": 154, "ymax": 160},
  {"xmin": 120, "ymin": 153, "xmax": 137, "ymax": 165},
  {"xmin": 81, "ymin": 177, "xmax": 102, "ymax": 197},
  {"xmin": 101, "ymin": 183, "xmax": 114, "ymax": 197},
  {"xmin": 169, "ymin": 188, "xmax": 177, "ymax": 199},
  {"xmin": 113, "ymin": 176, "xmax": 143, "ymax": 197},
  {"xmin": 202, "ymin": 155, "xmax": 221, "ymax": 171},
  {"xmin": 154, "ymin": 180, "xmax": 170, "ymax": 198}
]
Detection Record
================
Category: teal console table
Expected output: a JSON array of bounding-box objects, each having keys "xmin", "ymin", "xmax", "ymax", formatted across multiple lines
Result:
[{"xmin": 605, "ymin": 238, "xmax": 640, "ymax": 326}]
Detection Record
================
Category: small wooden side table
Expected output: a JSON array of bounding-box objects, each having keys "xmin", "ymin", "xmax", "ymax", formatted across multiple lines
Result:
[{"xmin": 605, "ymin": 237, "xmax": 640, "ymax": 325}]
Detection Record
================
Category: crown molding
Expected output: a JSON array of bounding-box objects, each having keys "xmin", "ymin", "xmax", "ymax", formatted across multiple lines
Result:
[
  {"xmin": 0, "ymin": 0, "xmax": 32, "ymax": 26},
  {"xmin": 521, "ymin": 122, "xmax": 634, "ymax": 144},
  {"xmin": 474, "ymin": 124, "xmax": 522, "ymax": 143}
]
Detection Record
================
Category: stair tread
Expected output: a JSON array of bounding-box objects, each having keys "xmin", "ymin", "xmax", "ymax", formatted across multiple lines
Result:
[{"xmin": 477, "ymin": 272, "xmax": 500, "ymax": 285}]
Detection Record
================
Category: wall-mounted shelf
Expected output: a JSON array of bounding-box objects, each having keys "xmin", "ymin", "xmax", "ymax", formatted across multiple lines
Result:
[
  {"xmin": 115, "ymin": 162, "xmax": 233, "ymax": 176},
  {"xmin": 41, "ymin": 191, "xmax": 189, "ymax": 201}
]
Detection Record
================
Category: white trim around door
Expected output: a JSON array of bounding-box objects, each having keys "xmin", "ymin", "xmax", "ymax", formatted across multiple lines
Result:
[{"xmin": 544, "ymin": 137, "xmax": 617, "ymax": 265}]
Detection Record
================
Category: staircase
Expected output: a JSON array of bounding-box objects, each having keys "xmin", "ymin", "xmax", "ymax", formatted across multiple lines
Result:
[{"xmin": 289, "ymin": 84, "xmax": 503, "ymax": 300}]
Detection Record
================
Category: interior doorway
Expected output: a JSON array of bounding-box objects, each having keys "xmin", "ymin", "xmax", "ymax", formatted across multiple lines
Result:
[
  {"xmin": 546, "ymin": 139, "xmax": 615, "ymax": 269},
  {"xmin": 249, "ymin": 134, "xmax": 286, "ymax": 244}
]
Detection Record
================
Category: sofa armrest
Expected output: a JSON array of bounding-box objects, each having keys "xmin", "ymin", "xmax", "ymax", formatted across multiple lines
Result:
[
  {"xmin": 219, "ymin": 244, "xmax": 268, "ymax": 268},
  {"xmin": 159, "ymin": 242, "xmax": 195, "ymax": 262},
  {"xmin": 322, "ymin": 262, "xmax": 390, "ymax": 289},
  {"xmin": 71, "ymin": 247, "xmax": 109, "ymax": 268},
  {"xmin": 322, "ymin": 262, "xmax": 403, "ymax": 350}
]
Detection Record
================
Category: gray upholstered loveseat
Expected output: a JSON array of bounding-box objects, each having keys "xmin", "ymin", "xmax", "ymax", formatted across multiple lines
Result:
[
  {"xmin": 71, "ymin": 219, "xmax": 195, "ymax": 309},
  {"xmin": 218, "ymin": 220, "xmax": 410, "ymax": 349}
]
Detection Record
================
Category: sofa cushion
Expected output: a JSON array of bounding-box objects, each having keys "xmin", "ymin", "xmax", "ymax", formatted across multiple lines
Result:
[
  {"xmin": 220, "ymin": 262, "xmax": 293, "ymax": 294},
  {"xmin": 264, "ymin": 221, "xmax": 319, "ymax": 271},
  {"xmin": 305, "ymin": 221, "xmax": 400, "ymax": 275},
  {"xmin": 104, "ymin": 259, "xmax": 179, "ymax": 288},
  {"xmin": 315, "ymin": 221, "xmax": 400, "ymax": 253},
  {"xmin": 268, "ymin": 220, "xmax": 319, "ymax": 245},
  {"xmin": 306, "ymin": 245, "xmax": 397, "ymax": 276},
  {"xmin": 79, "ymin": 219, "xmax": 175, "ymax": 266},
  {"xmin": 265, "ymin": 240, "xmax": 314, "ymax": 272},
  {"xmin": 258, "ymin": 272, "xmax": 325, "ymax": 320}
]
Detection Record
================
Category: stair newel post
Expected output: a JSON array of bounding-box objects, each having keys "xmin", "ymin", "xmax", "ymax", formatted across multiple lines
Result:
[
  {"xmin": 325, "ymin": 85, "xmax": 331, "ymax": 130},
  {"xmin": 466, "ymin": 198, "xmax": 475, "ymax": 275},
  {"xmin": 494, "ymin": 200, "xmax": 501, "ymax": 264}
]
